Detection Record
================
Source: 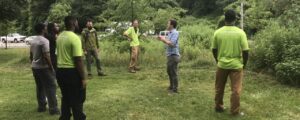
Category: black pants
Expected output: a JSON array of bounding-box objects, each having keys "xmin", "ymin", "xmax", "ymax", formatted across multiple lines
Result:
[
  {"xmin": 56, "ymin": 68, "xmax": 86, "ymax": 120},
  {"xmin": 50, "ymin": 54, "xmax": 57, "ymax": 71},
  {"xmin": 167, "ymin": 55, "xmax": 180, "ymax": 90},
  {"xmin": 32, "ymin": 68, "xmax": 58, "ymax": 111},
  {"xmin": 86, "ymin": 49, "xmax": 102, "ymax": 75}
]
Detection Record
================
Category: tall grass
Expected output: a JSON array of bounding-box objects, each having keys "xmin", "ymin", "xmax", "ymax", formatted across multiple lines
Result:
[{"xmin": 99, "ymin": 35, "xmax": 215, "ymax": 68}]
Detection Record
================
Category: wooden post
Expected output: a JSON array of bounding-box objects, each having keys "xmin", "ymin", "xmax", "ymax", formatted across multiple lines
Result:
[
  {"xmin": 240, "ymin": 1, "xmax": 244, "ymax": 30},
  {"xmin": 131, "ymin": 0, "xmax": 134, "ymax": 21},
  {"xmin": 5, "ymin": 35, "xmax": 8, "ymax": 49}
]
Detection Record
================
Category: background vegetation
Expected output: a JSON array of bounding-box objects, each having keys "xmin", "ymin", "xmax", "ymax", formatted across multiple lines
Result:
[
  {"xmin": 1, "ymin": 0, "xmax": 299, "ymax": 85},
  {"xmin": 0, "ymin": 0, "xmax": 300, "ymax": 119}
]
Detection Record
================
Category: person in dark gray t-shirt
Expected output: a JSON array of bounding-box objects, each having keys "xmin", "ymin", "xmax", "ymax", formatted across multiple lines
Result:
[
  {"xmin": 30, "ymin": 23, "xmax": 60, "ymax": 115},
  {"xmin": 31, "ymin": 35, "xmax": 50, "ymax": 68}
]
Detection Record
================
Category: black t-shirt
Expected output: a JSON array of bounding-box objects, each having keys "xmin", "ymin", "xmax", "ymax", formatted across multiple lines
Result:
[{"xmin": 45, "ymin": 33, "xmax": 57, "ymax": 68}]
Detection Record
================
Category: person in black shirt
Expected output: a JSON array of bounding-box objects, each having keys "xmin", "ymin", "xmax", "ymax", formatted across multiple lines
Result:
[{"xmin": 46, "ymin": 22, "xmax": 60, "ymax": 70}]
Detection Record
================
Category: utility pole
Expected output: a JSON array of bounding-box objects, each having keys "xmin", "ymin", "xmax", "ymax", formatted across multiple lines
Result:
[
  {"xmin": 240, "ymin": 0, "xmax": 244, "ymax": 30},
  {"xmin": 131, "ymin": 0, "xmax": 134, "ymax": 21},
  {"xmin": 5, "ymin": 35, "xmax": 8, "ymax": 49}
]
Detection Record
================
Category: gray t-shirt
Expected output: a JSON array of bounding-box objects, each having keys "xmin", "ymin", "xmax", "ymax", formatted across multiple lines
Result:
[{"xmin": 30, "ymin": 36, "xmax": 50, "ymax": 69}]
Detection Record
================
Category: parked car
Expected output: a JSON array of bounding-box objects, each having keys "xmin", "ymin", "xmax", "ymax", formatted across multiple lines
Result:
[
  {"xmin": 105, "ymin": 28, "xmax": 116, "ymax": 34},
  {"xmin": 159, "ymin": 31, "xmax": 181, "ymax": 39},
  {"xmin": 24, "ymin": 36, "xmax": 37, "ymax": 45},
  {"xmin": 1, "ymin": 33, "xmax": 26, "ymax": 43},
  {"xmin": 143, "ymin": 30, "xmax": 155, "ymax": 36},
  {"xmin": 159, "ymin": 31, "xmax": 169, "ymax": 39}
]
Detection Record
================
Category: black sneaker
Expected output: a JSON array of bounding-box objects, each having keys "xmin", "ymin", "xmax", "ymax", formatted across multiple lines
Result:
[
  {"xmin": 172, "ymin": 89, "xmax": 179, "ymax": 94},
  {"xmin": 88, "ymin": 74, "xmax": 93, "ymax": 79},
  {"xmin": 134, "ymin": 67, "xmax": 141, "ymax": 71},
  {"xmin": 168, "ymin": 89, "xmax": 179, "ymax": 94},
  {"xmin": 215, "ymin": 107, "xmax": 225, "ymax": 113},
  {"xmin": 98, "ymin": 72, "xmax": 107, "ymax": 76},
  {"xmin": 232, "ymin": 112, "xmax": 245, "ymax": 116},
  {"xmin": 128, "ymin": 69, "xmax": 136, "ymax": 73},
  {"xmin": 49, "ymin": 109, "xmax": 60, "ymax": 115},
  {"xmin": 37, "ymin": 107, "xmax": 46, "ymax": 112}
]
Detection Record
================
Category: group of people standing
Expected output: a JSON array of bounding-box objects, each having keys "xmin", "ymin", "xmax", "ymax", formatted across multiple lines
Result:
[
  {"xmin": 30, "ymin": 16, "xmax": 103, "ymax": 120},
  {"xmin": 29, "ymin": 9, "xmax": 249, "ymax": 120}
]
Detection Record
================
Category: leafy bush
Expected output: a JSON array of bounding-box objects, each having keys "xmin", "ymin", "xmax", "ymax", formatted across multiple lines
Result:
[
  {"xmin": 252, "ymin": 23, "xmax": 300, "ymax": 69},
  {"xmin": 275, "ymin": 60, "xmax": 300, "ymax": 86},
  {"xmin": 180, "ymin": 22, "xmax": 215, "ymax": 49},
  {"xmin": 252, "ymin": 22, "xmax": 300, "ymax": 86},
  {"xmin": 100, "ymin": 36, "xmax": 165, "ymax": 67},
  {"xmin": 179, "ymin": 22, "xmax": 215, "ymax": 67}
]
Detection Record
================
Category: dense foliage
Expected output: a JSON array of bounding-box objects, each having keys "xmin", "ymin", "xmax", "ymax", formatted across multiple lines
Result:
[{"xmin": 251, "ymin": 22, "xmax": 300, "ymax": 86}]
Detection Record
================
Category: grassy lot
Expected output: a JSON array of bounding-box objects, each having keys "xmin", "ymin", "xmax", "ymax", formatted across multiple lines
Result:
[{"xmin": 0, "ymin": 48, "xmax": 299, "ymax": 120}]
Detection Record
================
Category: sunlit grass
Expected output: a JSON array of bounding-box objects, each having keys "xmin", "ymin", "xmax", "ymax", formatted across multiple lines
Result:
[{"xmin": 0, "ymin": 48, "xmax": 299, "ymax": 120}]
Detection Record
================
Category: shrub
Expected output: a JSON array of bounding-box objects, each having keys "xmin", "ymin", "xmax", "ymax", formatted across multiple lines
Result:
[
  {"xmin": 100, "ymin": 36, "xmax": 165, "ymax": 67},
  {"xmin": 179, "ymin": 22, "xmax": 216, "ymax": 67},
  {"xmin": 183, "ymin": 46, "xmax": 201, "ymax": 60},
  {"xmin": 252, "ymin": 22, "xmax": 300, "ymax": 69},
  {"xmin": 180, "ymin": 22, "xmax": 215, "ymax": 49},
  {"xmin": 275, "ymin": 60, "xmax": 300, "ymax": 86},
  {"xmin": 251, "ymin": 22, "xmax": 300, "ymax": 86}
]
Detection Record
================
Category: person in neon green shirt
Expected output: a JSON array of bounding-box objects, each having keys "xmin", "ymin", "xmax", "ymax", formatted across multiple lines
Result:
[
  {"xmin": 56, "ymin": 16, "xmax": 87, "ymax": 120},
  {"xmin": 211, "ymin": 9, "xmax": 249, "ymax": 116},
  {"xmin": 124, "ymin": 19, "xmax": 140, "ymax": 73},
  {"xmin": 56, "ymin": 31, "xmax": 83, "ymax": 68}
]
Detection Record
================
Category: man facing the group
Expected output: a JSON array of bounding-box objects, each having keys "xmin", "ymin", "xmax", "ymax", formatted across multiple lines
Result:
[
  {"xmin": 158, "ymin": 19, "xmax": 180, "ymax": 94},
  {"xmin": 212, "ymin": 9, "xmax": 249, "ymax": 116}
]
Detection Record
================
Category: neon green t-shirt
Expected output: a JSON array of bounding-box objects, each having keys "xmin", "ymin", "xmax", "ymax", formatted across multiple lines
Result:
[
  {"xmin": 212, "ymin": 26, "xmax": 249, "ymax": 69},
  {"xmin": 56, "ymin": 31, "xmax": 83, "ymax": 68},
  {"xmin": 124, "ymin": 27, "xmax": 140, "ymax": 47}
]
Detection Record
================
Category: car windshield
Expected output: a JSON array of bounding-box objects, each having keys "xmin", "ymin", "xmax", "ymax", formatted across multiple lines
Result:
[
  {"xmin": 12, "ymin": 33, "xmax": 21, "ymax": 36},
  {"xmin": 27, "ymin": 36, "xmax": 36, "ymax": 39}
]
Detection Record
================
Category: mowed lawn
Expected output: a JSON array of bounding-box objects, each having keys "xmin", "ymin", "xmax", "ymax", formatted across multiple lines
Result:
[{"xmin": 0, "ymin": 49, "xmax": 299, "ymax": 120}]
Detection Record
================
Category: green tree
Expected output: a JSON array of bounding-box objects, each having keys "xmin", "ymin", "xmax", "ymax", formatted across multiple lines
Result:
[
  {"xmin": 0, "ymin": 0, "xmax": 27, "ymax": 35},
  {"xmin": 47, "ymin": 2, "xmax": 72, "ymax": 28},
  {"xmin": 179, "ymin": 0, "xmax": 235, "ymax": 16},
  {"xmin": 153, "ymin": 7, "xmax": 186, "ymax": 33},
  {"xmin": 71, "ymin": 0, "xmax": 108, "ymax": 30},
  {"xmin": 100, "ymin": 0, "xmax": 185, "ymax": 33},
  {"xmin": 0, "ymin": 0, "xmax": 26, "ymax": 22}
]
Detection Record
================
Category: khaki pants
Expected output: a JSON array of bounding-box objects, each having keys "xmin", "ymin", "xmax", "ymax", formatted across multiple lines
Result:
[
  {"xmin": 129, "ymin": 46, "xmax": 139, "ymax": 69},
  {"xmin": 215, "ymin": 67, "xmax": 243, "ymax": 114}
]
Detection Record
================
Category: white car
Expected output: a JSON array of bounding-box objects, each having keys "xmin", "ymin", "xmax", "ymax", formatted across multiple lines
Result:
[
  {"xmin": 1, "ymin": 33, "xmax": 26, "ymax": 43},
  {"xmin": 159, "ymin": 31, "xmax": 181, "ymax": 39},
  {"xmin": 105, "ymin": 28, "xmax": 116, "ymax": 34},
  {"xmin": 25, "ymin": 36, "xmax": 37, "ymax": 45},
  {"xmin": 159, "ymin": 31, "xmax": 169, "ymax": 39}
]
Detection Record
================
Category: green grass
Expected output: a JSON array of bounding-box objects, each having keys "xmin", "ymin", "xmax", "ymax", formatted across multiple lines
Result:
[{"xmin": 0, "ymin": 48, "xmax": 299, "ymax": 120}]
